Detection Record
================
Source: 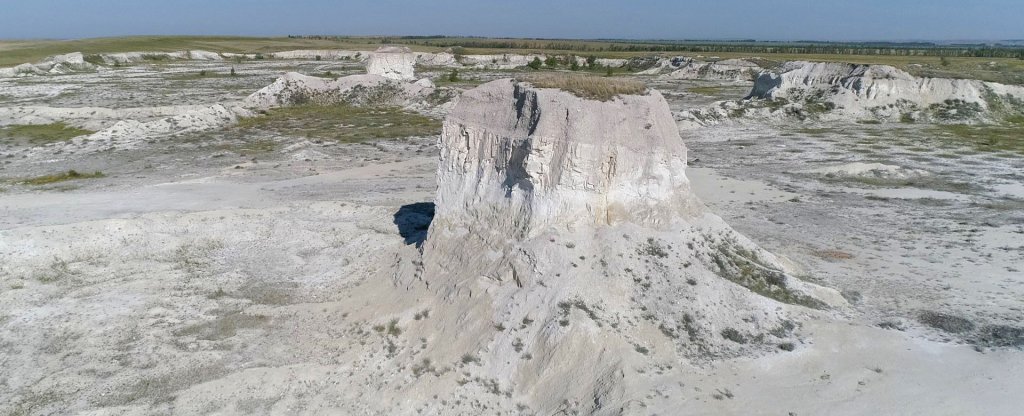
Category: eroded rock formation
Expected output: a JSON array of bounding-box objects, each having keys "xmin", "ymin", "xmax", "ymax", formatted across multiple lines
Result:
[
  {"xmin": 366, "ymin": 46, "xmax": 417, "ymax": 81},
  {"xmin": 386, "ymin": 79, "xmax": 842, "ymax": 412}
]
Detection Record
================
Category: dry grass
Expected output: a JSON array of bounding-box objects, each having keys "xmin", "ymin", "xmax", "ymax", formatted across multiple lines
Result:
[
  {"xmin": 0, "ymin": 123, "xmax": 94, "ymax": 145},
  {"xmin": 19, "ymin": 170, "xmax": 105, "ymax": 186},
  {"xmin": 521, "ymin": 73, "xmax": 647, "ymax": 101},
  {"xmin": 813, "ymin": 249, "xmax": 854, "ymax": 260}
]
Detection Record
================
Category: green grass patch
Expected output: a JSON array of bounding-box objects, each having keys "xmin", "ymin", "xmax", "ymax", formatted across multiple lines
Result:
[
  {"xmin": 930, "ymin": 123, "xmax": 1024, "ymax": 155},
  {"xmin": 235, "ymin": 104, "xmax": 441, "ymax": 142},
  {"xmin": 0, "ymin": 123, "xmax": 94, "ymax": 145},
  {"xmin": 19, "ymin": 170, "xmax": 105, "ymax": 185}
]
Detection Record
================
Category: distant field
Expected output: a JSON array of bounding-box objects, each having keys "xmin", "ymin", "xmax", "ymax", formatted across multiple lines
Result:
[{"xmin": 2, "ymin": 36, "xmax": 1023, "ymax": 84}]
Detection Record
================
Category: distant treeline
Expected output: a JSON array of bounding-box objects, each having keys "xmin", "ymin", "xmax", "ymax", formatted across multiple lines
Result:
[{"xmin": 286, "ymin": 35, "xmax": 1024, "ymax": 59}]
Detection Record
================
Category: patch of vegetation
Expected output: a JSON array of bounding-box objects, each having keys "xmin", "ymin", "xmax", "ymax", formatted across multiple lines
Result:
[
  {"xmin": 638, "ymin": 237, "xmax": 670, "ymax": 258},
  {"xmin": 0, "ymin": 123, "xmax": 94, "ymax": 145},
  {"xmin": 386, "ymin": 319, "xmax": 402, "ymax": 336},
  {"xmin": 929, "ymin": 123, "xmax": 1024, "ymax": 155},
  {"xmin": 411, "ymin": 358, "xmax": 438, "ymax": 377},
  {"xmin": 520, "ymin": 73, "xmax": 647, "ymax": 101},
  {"xmin": 174, "ymin": 311, "xmax": 270, "ymax": 341},
  {"xmin": 929, "ymin": 99, "xmax": 984, "ymax": 121},
  {"xmin": 974, "ymin": 325, "xmax": 1024, "ymax": 347},
  {"xmin": 18, "ymin": 170, "xmax": 105, "ymax": 186},
  {"xmin": 720, "ymin": 328, "xmax": 748, "ymax": 344},
  {"xmin": 918, "ymin": 311, "xmax": 975, "ymax": 333},
  {"xmin": 709, "ymin": 236, "xmax": 825, "ymax": 309},
  {"xmin": 235, "ymin": 104, "xmax": 441, "ymax": 142}
]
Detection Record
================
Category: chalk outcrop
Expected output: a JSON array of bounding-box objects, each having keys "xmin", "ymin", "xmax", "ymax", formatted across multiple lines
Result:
[
  {"xmin": 748, "ymin": 61, "xmax": 1024, "ymax": 121},
  {"xmin": 399, "ymin": 78, "xmax": 838, "ymax": 411},
  {"xmin": 243, "ymin": 72, "xmax": 433, "ymax": 109},
  {"xmin": 664, "ymin": 58, "xmax": 760, "ymax": 82},
  {"xmin": 0, "ymin": 52, "xmax": 96, "ymax": 77},
  {"xmin": 366, "ymin": 46, "xmax": 417, "ymax": 81},
  {"xmin": 397, "ymin": 79, "xmax": 838, "ymax": 410}
]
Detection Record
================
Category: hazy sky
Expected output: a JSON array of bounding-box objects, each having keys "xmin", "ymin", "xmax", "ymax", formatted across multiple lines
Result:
[{"xmin": 1, "ymin": 0, "xmax": 1021, "ymax": 41}]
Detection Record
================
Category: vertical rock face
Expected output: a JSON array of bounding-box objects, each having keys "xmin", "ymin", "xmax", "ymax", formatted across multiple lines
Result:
[
  {"xmin": 366, "ymin": 46, "xmax": 417, "ymax": 81},
  {"xmin": 432, "ymin": 79, "xmax": 701, "ymax": 242}
]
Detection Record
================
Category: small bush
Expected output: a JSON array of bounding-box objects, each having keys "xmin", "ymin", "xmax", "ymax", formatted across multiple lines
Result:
[
  {"xmin": 527, "ymin": 57, "xmax": 542, "ymax": 70},
  {"xmin": 918, "ymin": 311, "xmax": 974, "ymax": 333},
  {"xmin": 21, "ymin": 170, "xmax": 105, "ymax": 185},
  {"xmin": 721, "ymin": 328, "xmax": 747, "ymax": 344},
  {"xmin": 448, "ymin": 69, "xmax": 459, "ymax": 82}
]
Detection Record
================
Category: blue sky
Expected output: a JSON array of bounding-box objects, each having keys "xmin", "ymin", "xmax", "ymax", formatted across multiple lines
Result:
[{"xmin": 1, "ymin": 0, "xmax": 1021, "ymax": 41}]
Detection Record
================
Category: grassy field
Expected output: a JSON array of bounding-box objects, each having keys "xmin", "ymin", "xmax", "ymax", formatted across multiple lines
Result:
[
  {"xmin": 2, "ymin": 36, "xmax": 1022, "ymax": 84},
  {"xmin": 234, "ymin": 104, "xmax": 441, "ymax": 143}
]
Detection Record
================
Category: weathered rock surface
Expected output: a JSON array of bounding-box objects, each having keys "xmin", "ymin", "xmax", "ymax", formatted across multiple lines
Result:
[{"xmin": 366, "ymin": 46, "xmax": 417, "ymax": 81}]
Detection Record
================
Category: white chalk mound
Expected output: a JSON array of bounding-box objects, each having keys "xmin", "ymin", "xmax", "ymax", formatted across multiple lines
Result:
[
  {"xmin": 366, "ymin": 46, "xmax": 417, "ymax": 81},
  {"xmin": 243, "ymin": 72, "xmax": 432, "ymax": 109},
  {"xmin": 0, "ymin": 52, "xmax": 96, "ymax": 77},
  {"xmin": 399, "ymin": 78, "xmax": 839, "ymax": 411}
]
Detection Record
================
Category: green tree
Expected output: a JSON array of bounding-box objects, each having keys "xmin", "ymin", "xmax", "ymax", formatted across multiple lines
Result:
[
  {"xmin": 528, "ymin": 57, "xmax": 543, "ymax": 70},
  {"xmin": 586, "ymin": 55, "xmax": 597, "ymax": 68},
  {"xmin": 544, "ymin": 56, "xmax": 558, "ymax": 67}
]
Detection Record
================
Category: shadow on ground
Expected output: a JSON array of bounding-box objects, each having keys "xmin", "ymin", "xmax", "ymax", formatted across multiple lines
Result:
[{"xmin": 393, "ymin": 202, "xmax": 435, "ymax": 248}]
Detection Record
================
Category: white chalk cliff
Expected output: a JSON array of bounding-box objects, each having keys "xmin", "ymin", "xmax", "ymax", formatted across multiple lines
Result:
[{"xmin": 748, "ymin": 61, "xmax": 1024, "ymax": 121}]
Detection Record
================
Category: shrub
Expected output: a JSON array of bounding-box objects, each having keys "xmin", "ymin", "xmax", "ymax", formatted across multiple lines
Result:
[
  {"xmin": 448, "ymin": 69, "xmax": 459, "ymax": 82},
  {"xmin": 918, "ymin": 311, "xmax": 974, "ymax": 333},
  {"xmin": 544, "ymin": 56, "xmax": 558, "ymax": 67},
  {"xmin": 721, "ymin": 328, "xmax": 747, "ymax": 344},
  {"xmin": 586, "ymin": 55, "xmax": 597, "ymax": 68},
  {"xmin": 605, "ymin": 66, "xmax": 614, "ymax": 77},
  {"xmin": 230, "ymin": 67, "xmax": 236, "ymax": 76},
  {"xmin": 527, "ymin": 57, "xmax": 542, "ymax": 70}
]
